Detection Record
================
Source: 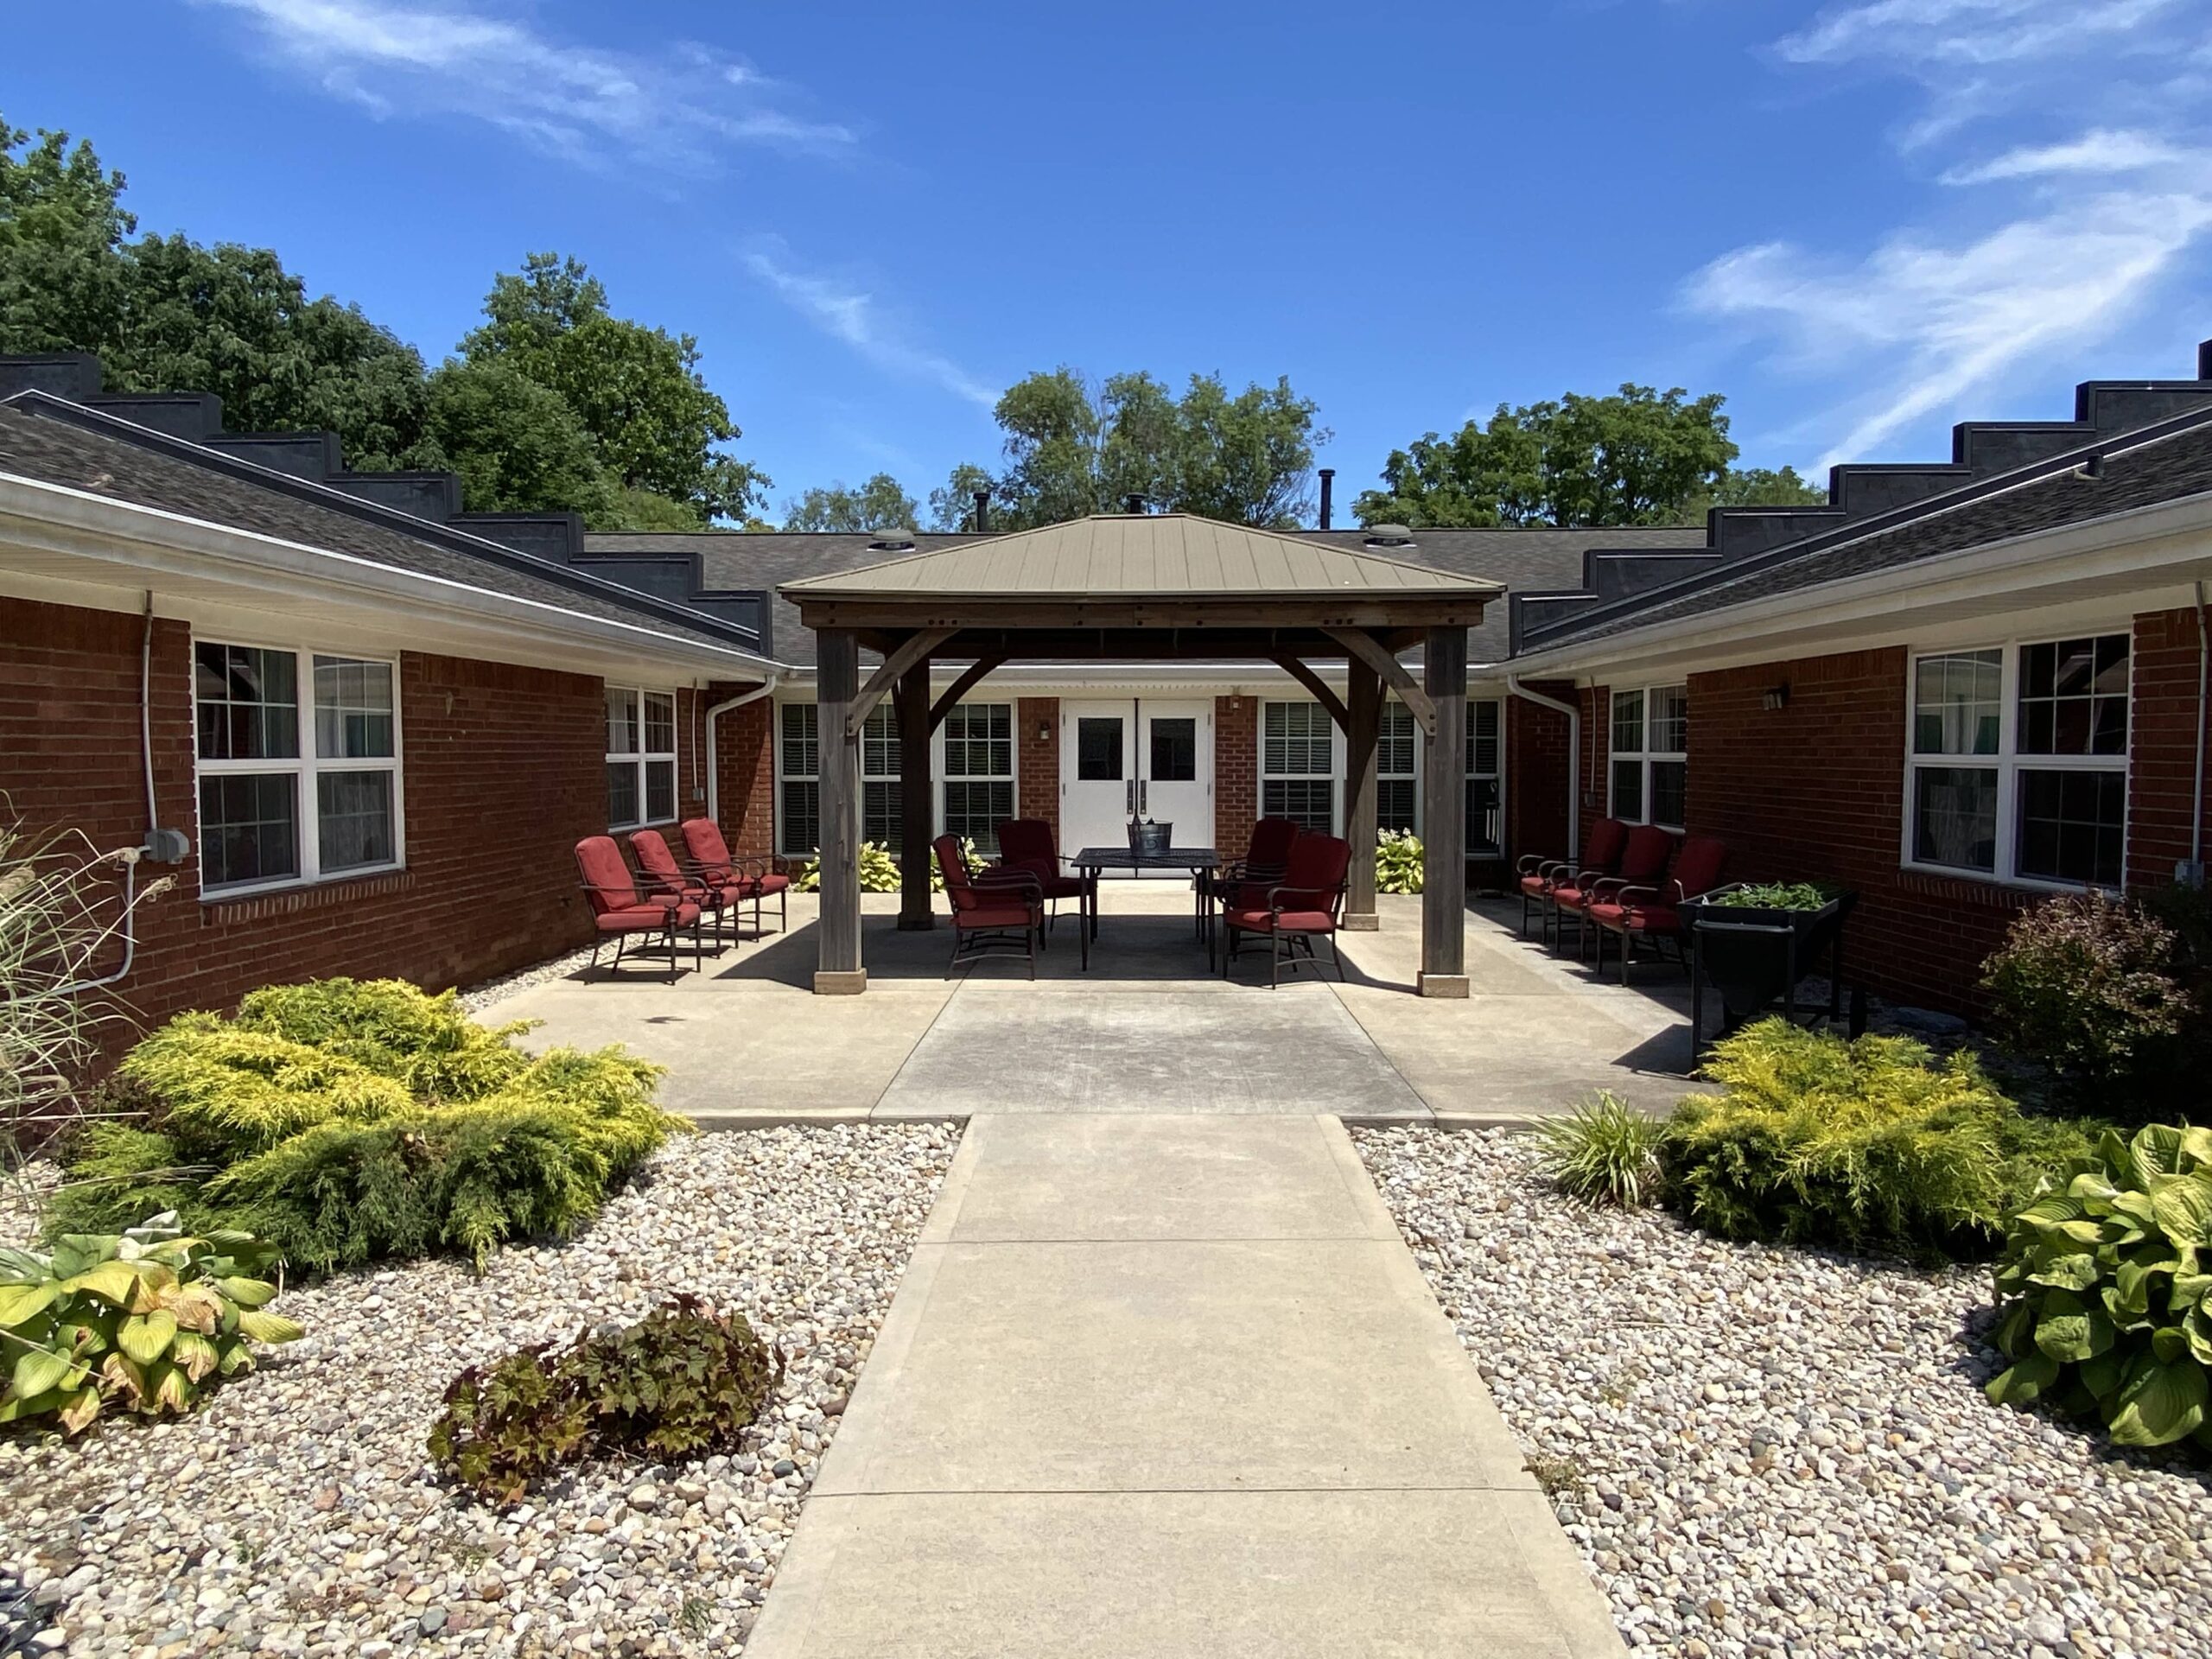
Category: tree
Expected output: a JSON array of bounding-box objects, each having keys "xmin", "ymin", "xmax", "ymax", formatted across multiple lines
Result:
[
  {"xmin": 418, "ymin": 359, "xmax": 610, "ymax": 521},
  {"xmin": 1355, "ymin": 385, "xmax": 1742, "ymax": 529},
  {"xmin": 461, "ymin": 252, "xmax": 768, "ymax": 524},
  {"xmin": 927, "ymin": 461, "xmax": 998, "ymax": 531},
  {"xmin": 781, "ymin": 473, "xmax": 919, "ymax": 532}
]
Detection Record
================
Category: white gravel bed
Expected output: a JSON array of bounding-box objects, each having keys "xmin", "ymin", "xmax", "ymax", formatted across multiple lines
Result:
[
  {"xmin": 454, "ymin": 946, "xmax": 603, "ymax": 1015},
  {"xmin": 0, "ymin": 1122, "xmax": 955, "ymax": 1658},
  {"xmin": 1353, "ymin": 1126, "xmax": 2212, "ymax": 1659}
]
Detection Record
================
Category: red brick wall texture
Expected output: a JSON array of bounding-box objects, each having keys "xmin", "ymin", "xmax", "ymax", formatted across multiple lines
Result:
[{"xmin": 1213, "ymin": 695, "xmax": 1257, "ymax": 859}]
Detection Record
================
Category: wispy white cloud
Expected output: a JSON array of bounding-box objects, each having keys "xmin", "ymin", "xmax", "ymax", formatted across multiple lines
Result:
[
  {"xmin": 1688, "ymin": 0, "xmax": 2212, "ymax": 466},
  {"xmin": 742, "ymin": 242, "xmax": 999, "ymax": 410},
  {"xmin": 200, "ymin": 0, "xmax": 855, "ymax": 170}
]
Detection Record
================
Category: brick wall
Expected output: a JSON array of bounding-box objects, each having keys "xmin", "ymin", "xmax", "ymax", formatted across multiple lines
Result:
[
  {"xmin": 1506, "ymin": 683, "xmax": 1573, "ymax": 864},
  {"xmin": 2, "ymin": 594, "xmax": 612, "ymax": 1068},
  {"xmin": 1017, "ymin": 696, "xmax": 1059, "ymax": 834},
  {"xmin": 1574, "ymin": 683, "xmax": 1611, "ymax": 853},
  {"xmin": 709, "ymin": 692, "xmax": 777, "ymax": 859},
  {"xmin": 1214, "ymin": 695, "xmax": 1257, "ymax": 857},
  {"xmin": 2128, "ymin": 605, "xmax": 2211, "ymax": 887}
]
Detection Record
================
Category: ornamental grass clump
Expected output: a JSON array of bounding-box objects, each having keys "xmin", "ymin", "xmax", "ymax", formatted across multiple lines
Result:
[
  {"xmin": 1662, "ymin": 1018, "xmax": 2098, "ymax": 1261},
  {"xmin": 1986, "ymin": 1123, "xmax": 2212, "ymax": 1451},
  {"xmin": 1532, "ymin": 1091, "xmax": 1667, "ymax": 1208},
  {"xmin": 43, "ymin": 979, "xmax": 680, "ymax": 1273}
]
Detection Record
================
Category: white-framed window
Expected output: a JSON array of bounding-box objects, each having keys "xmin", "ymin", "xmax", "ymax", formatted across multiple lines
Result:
[
  {"xmin": 1905, "ymin": 632, "xmax": 2129, "ymax": 888},
  {"xmin": 1609, "ymin": 685, "xmax": 1687, "ymax": 830},
  {"xmin": 607, "ymin": 688, "xmax": 677, "ymax": 830},
  {"xmin": 859, "ymin": 704, "xmax": 902, "ymax": 851},
  {"xmin": 193, "ymin": 640, "xmax": 403, "ymax": 896},
  {"xmin": 778, "ymin": 702, "xmax": 821, "ymax": 857},
  {"xmin": 1467, "ymin": 697, "xmax": 1503, "ymax": 858},
  {"xmin": 1378, "ymin": 701, "xmax": 1417, "ymax": 834},
  {"xmin": 1262, "ymin": 700, "xmax": 1337, "ymax": 832},
  {"xmin": 942, "ymin": 702, "xmax": 1014, "ymax": 852}
]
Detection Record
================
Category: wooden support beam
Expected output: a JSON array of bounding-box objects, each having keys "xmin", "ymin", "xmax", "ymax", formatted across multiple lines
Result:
[
  {"xmin": 897, "ymin": 659, "xmax": 935, "ymax": 932},
  {"xmin": 1268, "ymin": 654, "xmax": 1349, "ymax": 730},
  {"xmin": 1419, "ymin": 625, "xmax": 1470, "ymax": 997},
  {"xmin": 929, "ymin": 653, "xmax": 1008, "ymax": 730},
  {"xmin": 848, "ymin": 627, "xmax": 955, "ymax": 739},
  {"xmin": 1324, "ymin": 626, "xmax": 1436, "ymax": 736},
  {"xmin": 815, "ymin": 628, "xmax": 866, "ymax": 994},
  {"xmin": 1343, "ymin": 658, "xmax": 1381, "ymax": 932}
]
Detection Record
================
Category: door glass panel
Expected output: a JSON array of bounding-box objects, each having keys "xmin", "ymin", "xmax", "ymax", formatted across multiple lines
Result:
[
  {"xmin": 1149, "ymin": 718, "xmax": 1196, "ymax": 782},
  {"xmin": 1077, "ymin": 718, "xmax": 1124, "ymax": 781}
]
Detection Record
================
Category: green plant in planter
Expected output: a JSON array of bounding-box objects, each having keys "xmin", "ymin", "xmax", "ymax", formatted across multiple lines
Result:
[
  {"xmin": 1727, "ymin": 880, "xmax": 1836, "ymax": 911},
  {"xmin": 1532, "ymin": 1091, "xmax": 1666, "ymax": 1208},
  {"xmin": 1986, "ymin": 1123, "xmax": 2212, "ymax": 1449},
  {"xmin": 0, "ymin": 1217, "xmax": 301, "ymax": 1435},
  {"xmin": 1375, "ymin": 830, "xmax": 1423, "ymax": 895}
]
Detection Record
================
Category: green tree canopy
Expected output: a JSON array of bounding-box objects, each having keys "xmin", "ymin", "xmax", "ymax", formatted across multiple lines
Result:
[
  {"xmin": 1356, "ymin": 385, "xmax": 1770, "ymax": 529},
  {"xmin": 927, "ymin": 461, "xmax": 998, "ymax": 531},
  {"xmin": 780, "ymin": 472, "xmax": 919, "ymax": 532},
  {"xmin": 419, "ymin": 359, "xmax": 610, "ymax": 521}
]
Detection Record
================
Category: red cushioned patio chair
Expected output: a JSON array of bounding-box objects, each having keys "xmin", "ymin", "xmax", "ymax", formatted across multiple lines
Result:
[
  {"xmin": 1208, "ymin": 816, "xmax": 1303, "ymax": 959},
  {"xmin": 630, "ymin": 828, "xmax": 730, "ymax": 945},
  {"xmin": 1517, "ymin": 817, "xmax": 1627, "ymax": 943},
  {"xmin": 991, "ymin": 817, "xmax": 1089, "ymax": 935},
  {"xmin": 679, "ymin": 817, "xmax": 791, "ymax": 935},
  {"xmin": 936, "ymin": 834, "xmax": 1044, "ymax": 979},
  {"xmin": 1554, "ymin": 823, "xmax": 1675, "ymax": 961},
  {"xmin": 1588, "ymin": 835, "xmax": 1729, "ymax": 984},
  {"xmin": 575, "ymin": 835, "xmax": 702, "ymax": 982},
  {"xmin": 1220, "ymin": 831, "xmax": 1352, "ymax": 988}
]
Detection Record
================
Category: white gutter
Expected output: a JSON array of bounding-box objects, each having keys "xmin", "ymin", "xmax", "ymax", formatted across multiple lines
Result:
[
  {"xmin": 705, "ymin": 674, "xmax": 783, "ymax": 828},
  {"xmin": 1508, "ymin": 676, "xmax": 1580, "ymax": 862},
  {"xmin": 0, "ymin": 473, "xmax": 781, "ymax": 680}
]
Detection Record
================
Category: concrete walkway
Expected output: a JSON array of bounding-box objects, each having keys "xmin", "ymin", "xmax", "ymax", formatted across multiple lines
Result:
[{"xmin": 743, "ymin": 1111, "xmax": 1625, "ymax": 1658}]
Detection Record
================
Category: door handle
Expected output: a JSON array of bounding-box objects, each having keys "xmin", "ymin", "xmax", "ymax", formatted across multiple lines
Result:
[
  {"xmin": 1140, "ymin": 779, "xmax": 1148, "ymax": 813},
  {"xmin": 1126, "ymin": 779, "xmax": 1135, "ymax": 815}
]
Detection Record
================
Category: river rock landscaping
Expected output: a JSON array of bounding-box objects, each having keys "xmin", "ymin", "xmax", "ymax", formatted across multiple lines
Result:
[
  {"xmin": 1354, "ymin": 1125, "xmax": 2212, "ymax": 1659},
  {"xmin": 0, "ymin": 1122, "xmax": 954, "ymax": 1658}
]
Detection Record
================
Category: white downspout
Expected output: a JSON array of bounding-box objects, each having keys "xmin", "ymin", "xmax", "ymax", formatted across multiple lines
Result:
[
  {"xmin": 705, "ymin": 673, "xmax": 783, "ymax": 828},
  {"xmin": 2190, "ymin": 580, "xmax": 2209, "ymax": 885},
  {"xmin": 1508, "ymin": 675, "xmax": 1580, "ymax": 863}
]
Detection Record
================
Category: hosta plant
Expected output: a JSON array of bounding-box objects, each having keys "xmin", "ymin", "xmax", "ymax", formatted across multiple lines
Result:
[
  {"xmin": 429, "ymin": 1294, "xmax": 779, "ymax": 1506},
  {"xmin": 1375, "ymin": 830, "xmax": 1423, "ymax": 895},
  {"xmin": 0, "ymin": 1216, "xmax": 301, "ymax": 1435},
  {"xmin": 794, "ymin": 838, "xmax": 979, "ymax": 895},
  {"xmin": 1986, "ymin": 1123, "xmax": 2212, "ymax": 1450}
]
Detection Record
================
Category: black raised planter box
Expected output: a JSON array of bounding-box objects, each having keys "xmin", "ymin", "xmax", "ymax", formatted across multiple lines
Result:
[{"xmin": 1680, "ymin": 885, "xmax": 1860, "ymax": 1052}]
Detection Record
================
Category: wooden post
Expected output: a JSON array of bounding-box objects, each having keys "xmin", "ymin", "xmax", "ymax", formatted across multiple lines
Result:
[
  {"xmin": 1343, "ymin": 655, "xmax": 1381, "ymax": 931},
  {"xmin": 815, "ymin": 628, "xmax": 867, "ymax": 994},
  {"xmin": 1419, "ymin": 625, "xmax": 1470, "ymax": 997},
  {"xmin": 896, "ymin": 652, "xmax": 934, "ymax": 931}
]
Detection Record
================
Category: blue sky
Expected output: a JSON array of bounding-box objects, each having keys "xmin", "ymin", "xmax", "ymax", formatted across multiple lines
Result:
[{"xmin": 8, "ymin": 1, "xmax": 2211, "ymax": 522}]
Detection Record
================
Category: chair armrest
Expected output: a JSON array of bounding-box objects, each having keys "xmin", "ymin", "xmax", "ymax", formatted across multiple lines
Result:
[
  {"xmin": 1516, "ymin": 853, "xmax": 1553, "ymax": 875},
  {"xmin": 1599, "ymin": 882, "xmax": 1661, "ymax": 907},
  {"xmin": 976, "ymin": 868, "xmax": 1043, "ymax": 896}
]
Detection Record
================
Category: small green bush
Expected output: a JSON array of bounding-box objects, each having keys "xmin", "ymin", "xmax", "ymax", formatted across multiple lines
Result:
[
  {"xmin": 1986, "ymin": 1123, "xmax": 2212, "ymax": 1450},
  {"xmin": 1982, "ymin": 892, "xmax": 2192, "ymax": 1114},
  {"xmin": 0, "ymin": 1218, "xmax": 301, "ymax": 1436},
  {"xmin": 429, "ymin": 1294, "xmax": 779, "ymax": 1505},
  {"xmin": 1728, "ymin": 880, "xmax": 1835, "ymax": 911},
  {"xmin": 796, "ymin": 838, "xmax": 979, "ymax": 894},
  {"xmin": 1532, "ymin": 1092, "xmax": 1666, "ymax": 1208},
  {"xmin": 1376, "ymin": 830, "xmax": 1423, "ymax": 895},
  {"xmin": 1662, "ymin": 1019, "xmax": 2101, "ymax": 1260}
]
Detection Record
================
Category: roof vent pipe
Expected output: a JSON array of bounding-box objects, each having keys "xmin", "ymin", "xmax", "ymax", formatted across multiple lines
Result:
[
  {"xmin": 1363, "ymin": 524, "xmax": 1415, "ymax": 550},
  {"xmin": 972, "ymin": 490, "xmax": 989, "ymax": 534},
  {"xmin": 1123, "ymin": 493, "xmax": 1146, "ymax": 515},
  {"xmin": 868, "ymin": 526, "xmax": 918, "ymax": 552},
  {"xmin": 1318, "ymin": 468, "xmax": 1334, "ymax": 530}
]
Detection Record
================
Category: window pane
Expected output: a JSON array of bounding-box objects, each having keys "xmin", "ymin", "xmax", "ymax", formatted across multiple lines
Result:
[
  {"xmin": 1611, "ymin": 758, "xmax": 1643, "ymax": 822},
  {"xmin": 1611, "ymin": 690, "xmax": 1644, "ymax": 757},
  {"xmin": 2018, "ymin": 769, "xmax": 2126, "ymax": 887},
  {"xmin": 195, "ymin": 643, "xmax": 298, "ymax": 760},
  {"xmin": 607, "ymin": 760, "xmax": 640, "ymax": 828},
  {"xmin": 944, "ymin": 703, "xmax": 1013, "ymax": 779},
  {"xmin": 1150, "ymin": 717, "xmax": 1197, "ymax": 783},
  {"xmin": 1077, "ymin": 717, "xmax": 1124, "ymax": 781},
  {"xmin": 944, "ymin": 780, "xmax": 1015, "ymax": 849},
  {"xmin": 780, "ymin": 779, "xmax": 820, "ymax": 855},
  {"xmin": 1912, "ymin": 765, "xmax": 1999, "ymax": 872},
  {"xmin": 1264, "ymin": 702, "xmax": 1332, "ymax": 776},
  {"xmin": 606, "ymin": 688, "xmax": 639, "ymax": 756},
  {"xmin": 1649, "ymin": 687, "xmax": 1688, "ymax": 756},
  {"xmin": 780, "ymin": 702, "xmax": 818, "ymax": 779},
  {"xmin": 1649, "ymin": 760, "xmax": 1688, "ymax": 829},
  {"xmin": 1380, "ymin": 702, "xmax": 1417, "ymax": 778},
  {"xmin": 863, "ymin": 779, "xmax": 903, "ymax": 852},
  {"xmin": 1913, "ymin": 651, "xmax": 2002, "ymax": 756},
  {"xmin": 1262, "ymin": 778, "xmax": 1333, "ymax": 834},
  {"xmin": 1468, "ymin": 777, "xmax": 1503, "ymax": 857},
  {"xmin": 861, "ymin": 706, "xmax": 899, "ymax": 779},
  {"xmin": 2018, "ymin": 634, "xmax": 2127, "ymax": 758},
  {"xmin": 1378, "ymin": 779, "xmax": 1416, "ymax": 835},
  {"xmin": 316, "ymin": 770, "xmax": 395, "ymax": 873},
  {"xmin": 1467, "ymin": 699, "xmax": 1501, "ymax": 779},
  {"xmin": 643, "ymin": 692, "xmax": 676, "ymax": 755},
  {"xmin": 199, "ymin": 772, "xmax": 298, "ymax": 889},
  {"xmin": 314, "ymin": 657, "xmax": 395, "ymax": 760},
  {"xmin": 645, "ymin": 758, "xmax": 677, "ymax": 823}
]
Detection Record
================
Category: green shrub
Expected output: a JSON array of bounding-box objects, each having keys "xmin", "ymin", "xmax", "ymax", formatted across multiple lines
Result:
[
  {"xmin": 1982, "ymin": 892, "xmax": 2192, "ymax": 1114},
  {"xmin": 429, "ymin": 1295, "xmax": 779, "ymax": 1505},
  {"xmin": 1532, "ymin": 1092, "xmax": 1666, "ymax": 1208},
  {"xmin": 1986, "ymin": 1123, "xmax": 2212, "ymax": 1450},
  {"xmin": 1728, "ymin": 880, "xmax": 1835, "ymax": 911},
  {"xmin": 49, "ymin": 982, "xmax": 680, "ymax": 1274},
  {"xmin": 0, "ymin": 1217, "xmax": 301, "ymax": 1436},
  {"xmin": 1376, "ymin": 830, "xmax": 1423, "ymax": 895},
  {"xmin": 1662, "ymin": 1019, "xmax": 2101, "ymax": 1260},
  {"xmin": 795, "ymin": 838, "xmax": 978, "ymax": 894}
]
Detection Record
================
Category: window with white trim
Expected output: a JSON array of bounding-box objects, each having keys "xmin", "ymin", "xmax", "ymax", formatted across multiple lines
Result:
[
  {"xmin": 1908, "ymin": 633, "xmax": 2129, "ymax": 887},
  {"xmin": 942, "ymin": 702, "xmax": 1014, "ymax": 851},
  {"xmin": 1467, "ymin": 697, "xmax": 1503, "ymax": 857},
  {"xmin": 778, "ymin": 702, "xmax": 820, "ymax": 856},
  {"xmin": 859, "ymin": 704, "xmax": 902, "ymax": 852},
  {"xmin": 1262, "ymin": 700, "xmax": 1336, "ymax": 832},
  {"xmin": 607, "ymin": 688, "xmax": 677, "ymax": 829},
  {"xmin": 194, "ymin": 641, "xmax": 401, "ymax": 894},
  {"xmin": 1377, "ymin": 702, "xmax": 1416, "ymax": 834},
  {"xmin": 1609, "ymin": 685, "xmax": 1687, "ymax": 829}
]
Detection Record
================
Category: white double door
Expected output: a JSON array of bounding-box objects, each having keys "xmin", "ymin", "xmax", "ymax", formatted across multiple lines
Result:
[{"xmin": 1058, "ymin": 699, "xmax": 1211, "ymax": 873}]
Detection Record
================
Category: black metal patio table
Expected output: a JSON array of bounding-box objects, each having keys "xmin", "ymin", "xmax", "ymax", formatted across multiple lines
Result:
[{"xmin": 1068, "ymin": 846, "xmax": 1223, "ymax": 965}]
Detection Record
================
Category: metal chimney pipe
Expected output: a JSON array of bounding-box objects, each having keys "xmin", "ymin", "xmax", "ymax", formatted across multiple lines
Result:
[
  {"xmin": 972, "ymin": 490, "xmax": 989, "ymax": 533},
  {"xmin": 1124, "ymin": 493, "xmax": 1146, "ymax": 515},
  {"xmin": 1318, "ymin": 468, "xmax": 1335, "ymax": 530}
]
